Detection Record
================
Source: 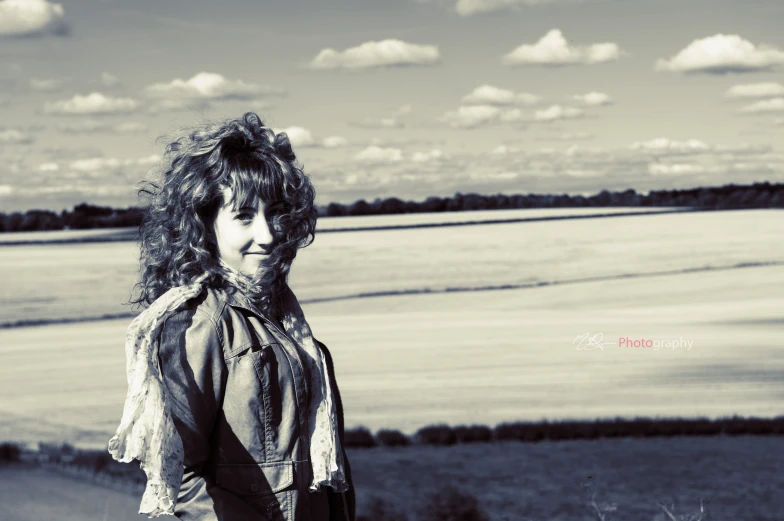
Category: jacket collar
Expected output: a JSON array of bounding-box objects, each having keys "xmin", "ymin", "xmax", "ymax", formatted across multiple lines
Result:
[{"xmin": 217, "ymin": 284, "xmax": 288, "ymax": 335}]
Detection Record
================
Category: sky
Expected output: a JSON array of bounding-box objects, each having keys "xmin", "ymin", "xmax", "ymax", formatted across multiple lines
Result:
[{"xmin": 1, "ymin": 0, "xmax": 784, "ymax": 212}]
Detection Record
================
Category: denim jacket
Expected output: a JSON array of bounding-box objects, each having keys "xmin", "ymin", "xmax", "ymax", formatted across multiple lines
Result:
[{"xmin": 158, "ymin": 284, "xmax": 355, "ymax": 521}]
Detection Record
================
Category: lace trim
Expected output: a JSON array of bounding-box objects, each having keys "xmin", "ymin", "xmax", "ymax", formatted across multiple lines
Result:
[{"xmin": 107, "ymin": 273, "xmax": 209, "ymax": 517}]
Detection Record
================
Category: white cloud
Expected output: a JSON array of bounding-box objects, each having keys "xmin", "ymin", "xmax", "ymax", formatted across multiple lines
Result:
[
  {"xmin": 535, "ymin": 132, "xmax": 594, "ymax": 142},
  {"xmin": 114, "ymin": 122, "xmax": 147, "ymax": 133},
  {"xmin": 455, "ymin": 0, "xmax": 565, "ymax": 16},
  {"xmin": 29, "ymin": 78, "xmax": 65, "ymax": 92},
  {"xmin": 441, "ymin": 105, "xmax": 501, "ymax": 128},
  {"xmin": 353, "ymin": 104, "xmax": 413, "ymax": 128},
  {"xmin": 648, "ymin": 163, "xmax": 706, "ymax": 176},
  {"xmin": 0, "ymin": 0, "xmax": 67, "ymax": 37},
  {"xmin": 55, "ymin": 120, "xmax": 147, "ymax": 134},
  {"xmin": 101, "ymin": 72, "xmax": 120, "ymax": 87},
  {"xmin": 739, "ymin": 98, "xmax": 784, "ymax": 113},
  {"xmin": 44, "ymin": 92, "xmax": 139, "ymax": 115},
  {"xmin": 274, "ymin": 127, "xmax": 348, "ymax": 149},
  {"xmin": 0, "ymin": 128, "xmax": 33, "ymax": 144},
  {"xmin": 354, "ymin": 145, "xmax": 404, "ymax": 164},
  {"xmin": 0, "ymin": 185, "xmax": 12, "ymax": 196},
  {"xmin": 534, "ymin": 105, "xmax": 585, "ymax": 121},
  {"xmin": 69, "ymin": 157, "xmax": 123, "ymax": 172},
  {"xmin": 462, "ymin": 85, "xmax": 541, "ymax": 105},
  {"xmin": 725, "ymin": 82, "xmax": 784, "ymax": 99},
  {"xmin": 322, "ymin": 136, "xmax": 348, "ymax": 148},
  {"xmin": 37, "ymin": 162, "xmax": 59, "ymax": 172},
  {"xmin": 503, "ymin": 29, "xmax": 625, "ymax": 66},
  {"xmin": 411, "ymin": 149, "xmax": 443, "ymax": 162},
  {"xmin": 499, "ymin": 108, "xmax": 525, "ymax": 122},
  {"xmin": 277, "ymin": 126, "xmax": 315, "ymax": 148},
  {"xmin": 656, "ymin": 34, "xmax": 784, "ymax": 74},
  {"xmin": 572, "ymin": 91, "xmax": 612, "ymax": 106},
  {"xmin": 309, "ymin": 39, "xmax": 440, "ymax": 70},
  {"xmin": 67, "ymin": 155, "xmax": 160, "ymax": 174},
  {"xmin": 145, "ymin": 72, "xmax": 283, "ymax": 101},
  {"xmin": 629, "ymin": 138, "xmax": 711, "ymax": 153}
]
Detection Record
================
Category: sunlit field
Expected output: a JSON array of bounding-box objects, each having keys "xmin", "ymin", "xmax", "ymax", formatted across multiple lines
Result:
[
  {"xmin": 0, "ymin": 206, "xmax": 673, "ymax": 245},
  {"xmin": 0, "ymin": 208, "xmax": 778, "ymax": 326},
  {"xmin": 0, "ymin": 208, "xmax": 782, "ymax": 449}
]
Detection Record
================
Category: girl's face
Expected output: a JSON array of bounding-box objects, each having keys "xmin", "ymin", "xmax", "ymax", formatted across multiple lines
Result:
[{"xmin": 213, "ymin": 186, "xmax": 274, "ymax": 278}]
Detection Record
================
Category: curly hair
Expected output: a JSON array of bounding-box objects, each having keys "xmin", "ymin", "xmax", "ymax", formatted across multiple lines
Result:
[{"xmin": 131, "ymin": 112, "xmax": 318, "ymax": 319}]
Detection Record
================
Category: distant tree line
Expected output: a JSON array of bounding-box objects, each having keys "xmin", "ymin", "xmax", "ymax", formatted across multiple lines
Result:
[
  {"xmin": 1, "ymin": 181, "xmax": 782, "ymax": 233},
  {"xmin": 0, "ymin": 203, "xmax": 143, "ymax": 233}
]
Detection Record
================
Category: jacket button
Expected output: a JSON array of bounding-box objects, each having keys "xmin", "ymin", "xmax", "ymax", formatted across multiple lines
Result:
[{"xmin": 250, "ymin": 483, "xmax": 259, "ymax": 493}]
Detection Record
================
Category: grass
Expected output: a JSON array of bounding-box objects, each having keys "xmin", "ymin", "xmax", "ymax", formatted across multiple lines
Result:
[{"xmin": 2, "ymin": 424, "xmax": 782, "ymax": 520}]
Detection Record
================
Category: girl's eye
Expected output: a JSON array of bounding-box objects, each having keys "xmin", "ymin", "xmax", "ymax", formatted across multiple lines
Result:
[{"xmin": 234, "ymin": 212, "xmax": 253, "ymax": 222}]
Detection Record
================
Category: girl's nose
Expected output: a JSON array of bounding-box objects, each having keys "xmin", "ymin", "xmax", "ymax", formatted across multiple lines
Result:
[{"xmin": 252, "ymin": 215, "xmax": 274, "ymax": 249}]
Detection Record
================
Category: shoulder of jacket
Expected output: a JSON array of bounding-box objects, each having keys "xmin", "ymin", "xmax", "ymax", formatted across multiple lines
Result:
[{"xmin": 163, "ymin": 286, "xmax": 227, "ymax": 339}]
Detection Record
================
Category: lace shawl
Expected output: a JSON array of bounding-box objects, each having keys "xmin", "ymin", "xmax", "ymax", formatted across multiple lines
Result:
[{"xmin": 107, "ymin": 270, "xmax": 347, "ymax": 518}]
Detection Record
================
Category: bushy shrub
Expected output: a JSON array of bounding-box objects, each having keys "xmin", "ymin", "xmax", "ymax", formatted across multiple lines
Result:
[
  {"xmin": 453, "ymin": 424, "xmax": 492, "ymax": 443},
  {"xmin": 71, "ymin": 450, "xmax": 112, "ymax": 472},
  {"xmin": 344, "ymin": 427, "xmax": 377, "ymax": 448},
  {"xmin": 376, "ymin": 429, "xmax": 410, "ymax": 447},
  {"xmin": 418, "ymin": 485, "xmax": 490, "ymax": 521},
  {"xmin": 0, "ymin": 442, "xmax": 21, "ymax": 462},
  {"xmin": 356, "ymin": 496, "xmax": 409, "ymax": 521},
  {"xmin": 416, "ymin": 424, "xmax": 456, "ymax": 446},
  {"xmin": 494, "ymin": 421, "xmax": 546, "ymax": 442}
]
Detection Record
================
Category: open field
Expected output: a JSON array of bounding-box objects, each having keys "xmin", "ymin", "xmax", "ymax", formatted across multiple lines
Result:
[
  {"xmin": 2, "ymin": 435, "xmax": 783, "ymax": 521},
  {"xmin": 0, "ymin": 207, "xmax": 674, "ymax": 245},
  {"xmin": 0, "ymin": 208, "xmax": 779, "ymax": 326},
  {"xmin": 1, "ymin": 207, "xmax": 782, "ymax": 520},
  {"xmin": 1, "ymin": 262, "xmax": 782, "ymax": 449}
]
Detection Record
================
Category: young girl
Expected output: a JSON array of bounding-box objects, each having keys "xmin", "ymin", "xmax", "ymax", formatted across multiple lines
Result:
[{"xmin": 108, "ymin": 112, "xmax": 355, "ymax": 521}]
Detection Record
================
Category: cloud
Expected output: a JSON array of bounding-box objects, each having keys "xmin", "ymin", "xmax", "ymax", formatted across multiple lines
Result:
[
  {"xmin": 738, "ymin": 98, "xmax": 784, "ymax": 113},
  {"xmin": 502, "ymin": 29, "xmax": 625, "ymax": 66},
  {"xmin": 275, "ymin": 126, "xmax": 348, "ymax": 149},
  {"xmin": 656, "ymin": 34, "xmax": 784, "ymax": 74},
  {"xmin": 441, "ymin": 105, "xmax": 502, "ymax": 128},
  {"xmin": 0, "ymin": 128, "xmax": 33, "ymax": 144},
  {"xmin": 534, "ymin": 105, "xmax": 585, "ymax": 121},
  {"xmin": 277, "ymin": 126, "xmax": 315, "ymax": 148},
  {"xmin": 29, "ymin": 78, "xmax": 65, "ymax": 92},
  {"xmin": 725, "ymin": 82, "xmax": 784, "ymax": 99},
  {"xmin": 354, "ymin": 145, "xmax": 404, "ymax": 164},
  {"xmin": 37, "ymin": 162, "xmax": 58, "ymax": 172},
  {"xmin": 62, "ymin": 155, "xmax": 161, "ymax": 178},
  {"xmin": 571, "ymin": 91, "xmax": 612, "ymax": 106},
  {"xmin": 0, "ymin": 0, "xmax": 68, "ymax": 38},
  {"xmin": 353, "ymin": 104, "xmax": 413, "ymax": 128},
  {"xmin": 411, "ymin": 149, "xmax": 444, "ymax": 162},
  {"xmin": 144, "ymin": 72, "xmax": 284, "ymax": 107},
  {"xmin": 55, "ymin": 120, "xmax": 148, "ymax": 134},
  {"xmin": 308, "ymin": 39, "xmax": 440, "ymax": 70},
  {"xmin": 462, "ymin": 85, "xmax": 541, "ymax": 105},
  {"xmin": 535, "ymin": 131, "xmax": 595, "ymax": 141},
  {"xmin": 630, "ymin": 138, "xmax": 711, "ymax": 154},
  {"xmin": 101, "ymin": 72, "xmax": 121, "ymax": 87},
  {"xmin": 322, "ymin": 136, "xmax": 348, "ymax": 148},
  {"xmin": 648, "ymin": 163, "xmax": 706, "ymax": 176},
  {"xmin": 43, "ymin": 92, "xmax": 139, "ymax": 115},
  {"xmin": 454, "ymin": 0, "xmax": 570, "ymax": 16}
]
